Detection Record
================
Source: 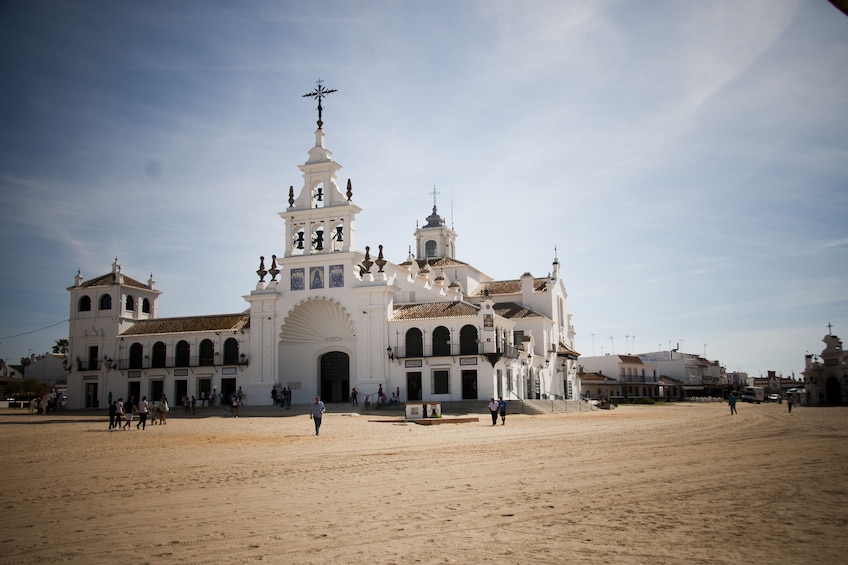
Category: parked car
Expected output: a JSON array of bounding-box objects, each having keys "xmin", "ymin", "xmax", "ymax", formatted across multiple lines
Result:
[
  {"xmin": 741, "ymin": 393, "xmax": 756, "ymax": 403},
  {"xmin": 767, "ymin": 393, "xmax": 781, "ymax": 402}
]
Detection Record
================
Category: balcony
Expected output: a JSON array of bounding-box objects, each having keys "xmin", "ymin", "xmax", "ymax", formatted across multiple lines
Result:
[
  {"xmin": 390, "ymin": 344, "xmax": 521, "ymax": 360},
  {"xmin": 116, "ymin": 355, "xmax": 246, "ymax": 370}
]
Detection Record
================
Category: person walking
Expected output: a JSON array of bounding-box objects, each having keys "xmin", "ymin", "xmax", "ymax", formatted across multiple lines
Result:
[
  {"xmin": 728, "ymin": 392, "xmax": 737, "ymax": 415},
  {"xmin": 108, "ymin": 400, "xmax": 118, "ymax": 430},
  {"xmin": 787, "ymin": 394, "xmax": 794, "ymax": 413},
  {"xmin": 136, "ymin": 396, "xmax": 150, "ymax": 430},
  {"xmin": 498, "ymin": 396, "xmax": 507, "ymax": 425},
  {"xmin": 158, "ymin": 395, "xmax": 169, "ymax": 425},
  {"xmin": 310, "ymin": 396, "xmax": 326, "ymax": 436},
  {"xmin": 351, "ymin": 387, "xmax": 358, "ymax": 406},
  {"xmin": 488, "ymin": 398, "xmax": 499, "ymax": 426},
  {"xmin": 114, "ymin": 397, "xmax": 125, "ymax": 430},
  {"xmin": 122, "ymin": 396, "xmax": 134, "ymax": 430}
]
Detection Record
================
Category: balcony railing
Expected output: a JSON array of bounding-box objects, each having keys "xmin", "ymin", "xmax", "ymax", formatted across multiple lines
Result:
[
  {"xmin": 116, "ymin": 356, "xmax": 244, "ymax": 370},
  {"xmin": 391, "ymin": 344, "xmax": 520, "ymax": 359}
]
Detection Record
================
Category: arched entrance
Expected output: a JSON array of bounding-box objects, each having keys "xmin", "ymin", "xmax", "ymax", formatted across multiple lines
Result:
[
  {"xmin": 825, "ymin": 376, "xmax": 842, "ymax": 405},
  {"xmin": 320, "ymin": 351, "xmax": 350, "ymax": 403}
]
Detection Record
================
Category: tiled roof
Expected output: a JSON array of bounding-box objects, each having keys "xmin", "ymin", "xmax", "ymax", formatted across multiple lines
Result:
[
  {"xmin": 120, "ymin": 313, "xmax": 250, "ymax": 336},
  {"xmin": 474, "ymin": 278, "xmax": 549, "ymax": 296},
  {"xmin": 492, "ymin": 302, "xmax": 542, "ymax": 319},
  {"xmin": 557, "ymin": 342, "xmax": 580, "ymax": 358},
  {"xmin": 73, "ymin": 273, "xmax": 150, "ymax": 290},
  {"xmin": 659, "ymin": 375, "xmax": 682, "ymax": 384},
  {"xmin": 392, "ymin": 301, "xmax": 478, "ymax": 321},
  {"xmin": 580, "ymin": 372, "xmax": 617, "ymax": 383},
  {"xmin": 399, "ymin": 257, "xmax": 471, "ymax": 269},
  {"xmin": 618, "ymin": 355, "xmax": 643, "ymax": 364}
]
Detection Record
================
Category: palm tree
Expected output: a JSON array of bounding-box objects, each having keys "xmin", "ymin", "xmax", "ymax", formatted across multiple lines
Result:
[{"xmin": 52, "ymin": 339, "xmax": 69, "ymax": 354}]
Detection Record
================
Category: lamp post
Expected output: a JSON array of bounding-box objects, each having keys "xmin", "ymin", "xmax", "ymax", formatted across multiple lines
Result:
[{"xmin": 102, "ymin": 356, "xmax": 114, "ymax": 410}]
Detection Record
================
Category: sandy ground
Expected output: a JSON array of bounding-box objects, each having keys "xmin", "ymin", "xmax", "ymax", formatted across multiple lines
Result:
[{"xmin": 0, "ymin": 401, "xmax": 846, "ymax": 565}]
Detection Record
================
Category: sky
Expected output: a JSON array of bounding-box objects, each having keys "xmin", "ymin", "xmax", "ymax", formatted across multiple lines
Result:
[{"xmin": 1, "ymin": 0, "xmax": 846, "ymax": 380}]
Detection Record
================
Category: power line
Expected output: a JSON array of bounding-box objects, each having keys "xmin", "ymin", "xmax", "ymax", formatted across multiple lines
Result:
[{"xmin": 0, "ymin": 320, "xmax": 69, "ymax": 340}]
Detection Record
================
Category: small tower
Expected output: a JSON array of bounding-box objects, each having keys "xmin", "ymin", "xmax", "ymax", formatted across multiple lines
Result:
[{"xmin": 414, "ymin": 187, "xmax": 457, "ymax": 261}]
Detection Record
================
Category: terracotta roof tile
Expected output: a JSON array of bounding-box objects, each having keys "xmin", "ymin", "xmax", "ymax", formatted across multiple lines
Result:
[
  {"xmin": 120, "ymin": 313, "xmax": 250, "ymax": 336},
  {"xmin": 618, "ymin": 355, "xmax": 643, "ymax": 364},
  {"xmin": 71, "ymin": 273, "xmax": 151, "ymax": 290},
  {"xmin": 392, "ymin": 301, "xmax": 478, "ymax": 321},
  {"xmin": 580, "ymin": 372, "xmax": 617, "ymax": 383},
  {"xmin": 557, "ymin": 342, "xmax": 580, "ymax": 358},
  {"xmin": 474, "ymin": 278, "xmax": 549, "ymax": 296},
  {"xmin": 492, "ymin": 302, "xmax": 542, "ymax": 319}
]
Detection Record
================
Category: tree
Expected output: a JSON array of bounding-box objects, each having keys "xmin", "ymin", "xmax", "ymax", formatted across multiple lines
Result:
[{"xmin": 52, "ymin": 339, "xmax": 69, "ymax": 354}]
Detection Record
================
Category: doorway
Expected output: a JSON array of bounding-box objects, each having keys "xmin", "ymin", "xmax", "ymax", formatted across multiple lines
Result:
[
  {"xmin": 128, "ymin": 381, "xmax": 141, "ymax": 404},
  {"xmin": 174, "ymin": 380, "xmax": 187, "ymax": 406},
  {"xmin": 198, "ymin": 378, "xmax": 211, "ymax": 405},
  {"xmin": 221, "ymin": 378, "xmax": 237, "ymax": 403},
  {"xmin": 320, "ymin": 351, "xmax": 349, "ymax": 403},
  {"xmin": 461, "ymin": 370, "xmax": 478, "ymax": 400},
  {"xmin": 826, "ymin": 377, "xmax": 842, "ymax": 405},
  {"xmin": 150, "ymin": 380, "xmax": 164, "ymax": 403},
  {"xmin": 84, "ymin": 382, "xmax": 98, "ymax": 408},
  {"xmin": 407, "ymin": 372, "xmax": 422, "ymax": 401}
]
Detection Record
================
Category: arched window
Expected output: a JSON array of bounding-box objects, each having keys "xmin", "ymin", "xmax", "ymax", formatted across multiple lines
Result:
[
  {"xmin": 142, "ymin": 298, "xmax": 151, "ymax": 314},
  {"xmin": 459, "ymin": 325, "xmax": 478, "ymax": 355},
  {"xmin": 99, "ymin": 294, "xmax": 112, "ymax": 310},
  {"xmin": 425, "ymin": 240, "xmax": 437, "ymax": 258},
  {"xmin": 405, "ymin": 328, "xmax": 423, "ymax": 358},
  {"xmin": 175, "ymin": 341, "xmax": 190, "ymax": 367},
  {"xmin": 432, "ymin": 326, "xmax": 451, "ymax": 357},
  {"xmin": 199, "ymin": 339, "xmax": 214, "ymax": 366},
  {"xmin": 129, "ymin": 343, "xmax": 143, "ymax": 369},
  {"xmin": 125, "ymin": 295, "xmax": 135, "ymax": 311},
  {"xmin": 151, "ymin": 342, "xmax": 166, "ymax": 368},
  {"xmin": 223, "ymin": 338, "xmax": 239, "ymax": 365},
  {"xmin": 78, "ymin": 296, "xmax": 91, "ymax": 312}
]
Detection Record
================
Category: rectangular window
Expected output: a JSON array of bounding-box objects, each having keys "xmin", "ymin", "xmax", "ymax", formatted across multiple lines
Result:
[{"xmin": 432, "ymin": 370, "xmax": 449, "ymax": 395}]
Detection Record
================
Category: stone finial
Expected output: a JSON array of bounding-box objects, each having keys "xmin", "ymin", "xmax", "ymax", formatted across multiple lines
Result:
[
  {"xmin": 375, "ymin": 245, "xmax": 387, "ymax": 273},
  {"xmin": 288, "ymin": 186, "xmax": 295, "ymax": 207},
  {"xmin": 346, "ymin": 178, "xmax": 353, "ymax": 201},
  {"xmin": 256, "ymin": 256, "xmax": 267, "ymax": 282},
  {"xmin": 269, "ymin": 255, "xmax": 280, "ymax": 282},
  {"xmin": 74, "ymin": 269, "xmax": 83, "ymax": 287},
  {"xmin": 360, "ymin": 246, "xmax": 373, "ymax": 275},
  {"xmin": 148, "ymin": 273, "xmax": 156, "ymax": 289}
]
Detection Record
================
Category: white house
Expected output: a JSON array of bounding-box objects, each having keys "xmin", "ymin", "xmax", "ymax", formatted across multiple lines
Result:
[
  {"xmin": 23, "ymin": 353, "xmax": 67, "ymax": 388},
  {"xmin": 802, "ymin": 332, "xmax": 847, "ymax": 405},
  {"xmin": 65, "ymin": 115, "xmax": 579, "ymax": 409}
]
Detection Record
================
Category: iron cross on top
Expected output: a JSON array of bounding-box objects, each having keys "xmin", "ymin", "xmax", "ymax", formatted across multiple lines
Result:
[{"xmin": 303, "ymin": 79, "xmax": 337, "ymax": 129}]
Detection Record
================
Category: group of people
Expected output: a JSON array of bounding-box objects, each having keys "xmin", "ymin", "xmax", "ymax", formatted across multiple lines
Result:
[
  {"xmin": 271, "ymin": 386, "xmax": 292, "ymax": 409},
  {"xmin": 108, "ymin": 395, "xmax": 170, "ymax": 430},
  {"xmin": 363, "ymin": 384, "xmax": 401, "ymax": 407},
  {"xmin": 488, "ymin": 397, "xmax": 508, "ymax": 425}
]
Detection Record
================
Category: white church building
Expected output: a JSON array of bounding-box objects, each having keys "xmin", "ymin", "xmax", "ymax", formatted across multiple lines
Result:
[{"xmin": 64, "ymin": 107, "xmax": 580, "ymax": 409}]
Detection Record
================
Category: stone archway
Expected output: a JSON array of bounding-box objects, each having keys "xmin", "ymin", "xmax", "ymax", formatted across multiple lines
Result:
[{"xmin": 320, "ymin": 351, "xmax": 350, "ymax": 403}]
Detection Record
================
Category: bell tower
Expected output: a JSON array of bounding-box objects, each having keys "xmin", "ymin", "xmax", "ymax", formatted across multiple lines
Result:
[
  {"xmin": 414, "ymin": 186, "xmax": 457, "ymax": 261},
  {"xmin": 280, "ymin": 81, "xmax": 361, "ymax": 257}
]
